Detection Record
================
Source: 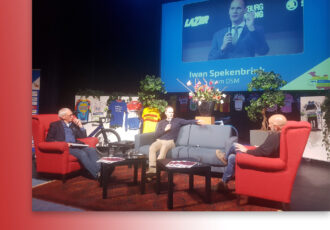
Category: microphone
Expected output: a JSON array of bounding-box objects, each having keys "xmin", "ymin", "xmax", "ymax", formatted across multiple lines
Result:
[
  {"xmin": 227, "ymin": 24, "xmax": 232, "ymax": 34},
  {"xmin": 227, "ymin": 24, "xmax": 233, "ymax": 48}
]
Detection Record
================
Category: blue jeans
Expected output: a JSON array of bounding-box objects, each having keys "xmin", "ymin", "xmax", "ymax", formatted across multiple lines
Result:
[
  {"xmin": 222, "ymin": 144, "xmax": 239, "ymax": 183},
  {"xmin": 69, "ymin": 147, "xmax": 100, "ymax": 178}
]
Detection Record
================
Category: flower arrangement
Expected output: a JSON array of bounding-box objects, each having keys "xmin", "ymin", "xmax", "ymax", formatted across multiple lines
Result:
[{"xmin": 177, "ymin": 78, "xmax": 226, "ymax": 104}]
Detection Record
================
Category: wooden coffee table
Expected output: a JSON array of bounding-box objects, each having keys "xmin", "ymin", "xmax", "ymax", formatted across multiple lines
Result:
[
  {"xmin": 100, "ymin": 154, "xmax": 147, "ymax": 199},
  {"xmin": 156, "ymin": 158, "xmax": 211, "ymax": 209}
]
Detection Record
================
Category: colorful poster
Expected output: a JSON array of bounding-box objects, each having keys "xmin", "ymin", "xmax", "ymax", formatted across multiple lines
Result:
[
  {"xmin": 32, "ymin": 69, "xmax": 40, "ymax": 115},
  {"xmin": 32, "ymin": 69, "xmax": 41, "ymax": 153},
  {"xmin": 74, "ymin": 95, "xmax": 140, "ymax": 141},
  {"xmin": 300, "ymin": 96, "xmax": 328, "ymax": 162},
  {"xmin": 75, "ymin": 97, "xmax": 91, "ymax": 122}
]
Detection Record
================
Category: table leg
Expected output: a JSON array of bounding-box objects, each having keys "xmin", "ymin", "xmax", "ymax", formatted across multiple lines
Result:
[
  {"xmin": 189, "ymin": 173, "xmax": 194, "ymax": 191},
  {"xmin": 141, "ymin": 160, "xmax": 146, "ymax": 194},
  {"xmin": 168, "ymin": 172, "xmax": 173, "ymax": 209},
  {"xmin": 107, "ymin": 146, "xmax": 111, "ymax": 157},
  {"xmin": 102, "ymin": 165, "xmax": 113, "ymax": 199},
  {"xmin": 99, "ymin": 164, "xmax": 103, "ymax": 187},
  {"xmin": 133, "ymin": 162, "xmax": 138, "ymax": 184},
  {"xmin": 205, "ymin": 169, "xmax": 211, "ymax": 203},
  {"xmin": 156, "ymin": 164, "xmax": 161, "ymax": 194}
]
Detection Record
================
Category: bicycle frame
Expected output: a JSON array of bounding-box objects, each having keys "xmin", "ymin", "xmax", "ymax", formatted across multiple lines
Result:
[
  {"xmin": 84, "ymin": 117, "xmax": 107, "ymax": 137},
  {"xmin": 88, "ymin": 124, "xmax": 103, "ymax": 137},
  {"xmin": 83, "ymin": 117, "xmax": 115, "ymax": 146}
]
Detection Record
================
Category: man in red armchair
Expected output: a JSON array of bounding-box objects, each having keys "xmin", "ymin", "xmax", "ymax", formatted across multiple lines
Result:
[
  {"xmin": 46, "ymin": 108, "xmax": 100, "ymax": 179},
  {"xmin": 216, "ymin": 114, "xmax": 287, "ymax": 190}
]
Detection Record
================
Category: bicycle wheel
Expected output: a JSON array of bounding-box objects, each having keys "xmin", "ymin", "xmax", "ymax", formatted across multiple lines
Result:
[{"xmin": 95, "ymin": 129, "xmax": 121, "ymax": 156}]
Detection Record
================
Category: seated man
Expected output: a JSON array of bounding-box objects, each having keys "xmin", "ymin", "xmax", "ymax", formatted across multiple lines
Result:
[
  {"xmin": 215, "ymin": 114, "xmax": 287, "ymax": 190},
  {"xmin": 46, "ymin": 108, "xmax": 100, "ymax": 179},
  {"xmin": 146, "ymin": 106, "xmax": 203, "ymax": 180}
]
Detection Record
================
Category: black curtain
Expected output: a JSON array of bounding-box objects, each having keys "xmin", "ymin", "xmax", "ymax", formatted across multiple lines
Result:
[{"xmin": 33, "ymin": 0, "xmax": 165, "ymax": 113}]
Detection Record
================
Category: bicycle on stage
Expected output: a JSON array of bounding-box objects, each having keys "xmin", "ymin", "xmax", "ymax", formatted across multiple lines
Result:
[{"xmin": 82, "ymin": 116, "xmax": 121, "ymax": 156}]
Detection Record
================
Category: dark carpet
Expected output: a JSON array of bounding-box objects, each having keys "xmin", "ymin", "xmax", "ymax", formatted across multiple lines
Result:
[{"xmin": 32, "ymin": 165, "xmax": 280, "ymax": 211}]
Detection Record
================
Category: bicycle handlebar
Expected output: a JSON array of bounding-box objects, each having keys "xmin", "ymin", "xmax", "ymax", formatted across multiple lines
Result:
[{"xmin": 81, "ymin": 116, "xmax": 110, "ymax": 125}]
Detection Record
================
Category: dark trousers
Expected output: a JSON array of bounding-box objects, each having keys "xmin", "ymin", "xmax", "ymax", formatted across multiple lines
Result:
[{"xmin": 69, "ymin": 147, "xmax": 100, "ymax": 178}]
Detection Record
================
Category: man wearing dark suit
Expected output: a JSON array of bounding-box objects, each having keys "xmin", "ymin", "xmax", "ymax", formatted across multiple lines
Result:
[
  {"xmin": 46, "ymin": 108, "xmax": 100, "ymax": 179},
  {"xmin": 208, "ymin": 0, "xmax": 269, "ymax": 60}
]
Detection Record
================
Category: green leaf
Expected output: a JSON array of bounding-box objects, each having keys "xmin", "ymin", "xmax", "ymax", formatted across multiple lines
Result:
[{"xmin": 245, "ymin": 70, "xmax": 286, "ymax": 127}]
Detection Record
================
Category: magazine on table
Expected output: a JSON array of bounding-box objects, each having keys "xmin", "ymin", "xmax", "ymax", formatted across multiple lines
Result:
[
  {"xmin": 68, "ymin": 143, "xmax": 89, "ymax": 147},
  {"xmin": 97, "ymin": 157, "xmax": 126, "ymax": 164},
  {"xmin": 166, "ymin": 160, "xmax": 197, "ymax": 168}
]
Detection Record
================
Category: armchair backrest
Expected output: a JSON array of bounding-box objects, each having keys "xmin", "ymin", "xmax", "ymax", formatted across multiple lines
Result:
[
  {"xmin": 32, "ymin": 114, "xmax": 60, "ymax": 155},
  {"xmin": 279, "ymin": 121, "xmax": 311, "ymax": 174}
]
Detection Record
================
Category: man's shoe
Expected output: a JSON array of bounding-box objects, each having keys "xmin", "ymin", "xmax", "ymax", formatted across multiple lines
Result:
[
  {"xmin": 146, "ymin": 176, "xmax": 156, "ymax": 183},
  {"xmin": 146, "ymin": 172, "xmax": 156, "ymax": 178},
  {"xmin": 146, "ymin": 166, "xmax": 157, "ymax": 183},
  {"xmin": 217, "ymin": 180, "xmax": 229, "ymax": 193},
  {"xmin": 227, "ymin": 180, "xmax": 236, "ymax": 191},
  {"xmin": 146, "ymin": 172, "xmax": 156, "ymax": 183},
  {"xmin": 216, "ymin": 149, "xmax": 228, "ymax": 165}
]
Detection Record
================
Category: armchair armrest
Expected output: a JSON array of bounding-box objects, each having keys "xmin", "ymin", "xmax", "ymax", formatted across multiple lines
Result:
[
  {"xmin": 245, "ymin": 145, "xmax": 257, "ymax": 150},
  {"xmin": 78, "ymin": 137, "xmax": 98, "ymax": 147},
  {"xmin": 38, "ymin": 141, "xmax": 69, "ymax": 153},
  {"xmin": 236, "ymin": 153, "xmax": 286, "ymax": 171},
  {"xmin": 134, "ymin": 132, "xmax": 156, "ymax": 150}
]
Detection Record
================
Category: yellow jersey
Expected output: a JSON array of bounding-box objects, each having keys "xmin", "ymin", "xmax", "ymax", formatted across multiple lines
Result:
[{"xmin": 142, "ymin": 107, "xmax": 161, "ymax": 133}]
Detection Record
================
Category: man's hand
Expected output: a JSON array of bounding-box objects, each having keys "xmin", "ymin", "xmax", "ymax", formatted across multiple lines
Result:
[
  {"xmin": 72, "ymin": 117, "xmax": 83, "ymax": 128},
  {"xmin": 245, "ymin": 12, "xmax": 255, "ymax": 31},
  {"xmin": 165, "ymin": 124, "xmax": 171, "ymax": 132},
  {"xmin": 235, "ymin": 143, "xmax": 248, "ymax": 153},
  {"xmin": 221, "ymin": 32, "xmax": 233, "ymax": 50},
  {"xmin": 196, "ymin": 119, "xmax": 205, "ymax": 125}
]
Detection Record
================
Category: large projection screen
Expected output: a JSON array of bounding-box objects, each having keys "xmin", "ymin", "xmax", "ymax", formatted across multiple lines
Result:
[{"xmin": 161, "ymin": 0, "xmax": 330, "ymax": 92}]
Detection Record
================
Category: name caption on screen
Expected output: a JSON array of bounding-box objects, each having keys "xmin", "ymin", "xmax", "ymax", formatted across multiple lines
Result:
[
  {"xmin": 189, "ymin": 67, "xmax": 264, "ymax": 79},
  {"xmin": 188, "ymin": 67, "xmax": 265, "ymax": 85},
  {"xmin": 209, "ymin": 67, "xmax": 264, "ymax": 78}
]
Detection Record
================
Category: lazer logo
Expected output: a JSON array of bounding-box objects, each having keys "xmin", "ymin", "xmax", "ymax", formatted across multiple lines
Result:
[
  {"xmin": 286, "ymin": 0, "xmax": 298, "ymax": 11},
  {"xmin": 184, "ymin": 15, "xmax": 209, "ymax": 28}
]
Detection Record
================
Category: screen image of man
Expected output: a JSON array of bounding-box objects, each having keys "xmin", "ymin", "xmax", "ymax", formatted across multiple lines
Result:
[{"xmin": 208, "ymin": 0, "xmax": 269, "ymax": 60}]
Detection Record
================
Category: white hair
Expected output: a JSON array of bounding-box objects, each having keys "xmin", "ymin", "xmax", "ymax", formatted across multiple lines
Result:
[{"xmin": 58, "ymin": 108, "xmax": 70, "ymax": 118}]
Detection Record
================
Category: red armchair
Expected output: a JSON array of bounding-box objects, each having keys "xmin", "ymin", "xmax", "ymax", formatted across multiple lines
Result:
[
  {"xmin": 235, "ymin": 121, "xmax": 311, "ymax": 208},
  {"xmin": 32, "ymin": 114, "xmax": 98, "ymax": 182}
]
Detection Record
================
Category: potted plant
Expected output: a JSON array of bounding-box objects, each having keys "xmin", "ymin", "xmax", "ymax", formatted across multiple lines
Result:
[
  {"xmin": 245, "ymin": 70, "xmax": 286, "ymax": 145},
  {"xmin": 177, "ymin": 78, "xmax": 226, "ymax": 116},
  {"xmin": 138, "ymin": 75, "xmax": 168, "ymax": 113}
]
